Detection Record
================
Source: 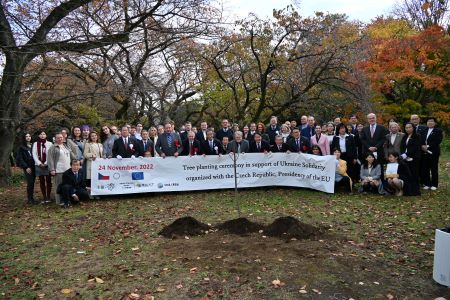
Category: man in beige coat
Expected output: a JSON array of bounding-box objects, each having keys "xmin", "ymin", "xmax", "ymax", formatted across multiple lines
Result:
[{"xmin": 384, "ymin": 122, "xmax": 405, "ymax": 161}]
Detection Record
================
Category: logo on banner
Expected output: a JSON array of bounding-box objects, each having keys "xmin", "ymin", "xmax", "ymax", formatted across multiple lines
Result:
[
  {"xmin": 132, "ymin": 172, "xmax": 144, "ymax": 180},
  {"xmin": 107, "ymin": 183, "xmax": 115, "ymax": 191},
  {"xmin": 98, "ymin": 173, "xmax": 110, "ymax": 180},
  {"xmin": 113, "ymin": 173, "xmax": 120, "ymax": 179}
]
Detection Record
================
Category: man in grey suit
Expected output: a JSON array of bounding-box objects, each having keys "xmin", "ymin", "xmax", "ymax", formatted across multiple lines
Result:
[
  {"xmin": 384, "ymin": 122, "xmax": 405, "ymax": 161},
  {"xmin": 227, "ymin": 131, "xmax": 249, "ymax": 154},
  {"xmin": 155, "ymin": 123, "xmax": 183, "ymax": 158}
]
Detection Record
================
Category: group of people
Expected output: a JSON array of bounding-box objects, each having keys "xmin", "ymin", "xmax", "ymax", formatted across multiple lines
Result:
[{"xmin": 15, "ymin": 113, "xmax": 444, "ymax": 207}]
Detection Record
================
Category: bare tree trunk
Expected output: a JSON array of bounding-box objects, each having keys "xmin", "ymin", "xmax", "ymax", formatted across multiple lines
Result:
[{"xmin": 0, "ymin": 56, "xmax": 25, "ymax": 184}]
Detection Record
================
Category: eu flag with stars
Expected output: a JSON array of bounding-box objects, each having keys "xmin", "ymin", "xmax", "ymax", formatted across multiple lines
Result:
[{"xmin": 132, "ymin": 172, "xmax": 144, "ymax": 180}]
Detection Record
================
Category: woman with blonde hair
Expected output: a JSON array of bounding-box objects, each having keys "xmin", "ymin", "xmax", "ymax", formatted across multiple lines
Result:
[{"xmin": 83, "ymin": 131, "xmax": 104, "ymax": 187}]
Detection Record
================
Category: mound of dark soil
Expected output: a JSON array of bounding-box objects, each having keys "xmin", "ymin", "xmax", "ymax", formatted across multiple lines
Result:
[
  {"xmin": 216, "ymin": 217, "xmax": 264, "ymax": 235},
  {"xmin": 265, "ymin": 216, "xmax": 320, "ymax": 240},
  {"xmin": 159, "ymin": 216, "xmax": 210, "ymax": 238}
]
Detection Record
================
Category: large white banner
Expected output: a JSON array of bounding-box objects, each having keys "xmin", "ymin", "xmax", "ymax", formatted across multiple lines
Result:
[{"xmin": 91, "ymin": 153, "xmax": 336, "ymax": 195}]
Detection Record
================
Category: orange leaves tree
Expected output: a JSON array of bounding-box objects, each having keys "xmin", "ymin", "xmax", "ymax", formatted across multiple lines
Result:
[{"xmin": 359, "ymin": 19, "xmax": 450, "ymax": 124}]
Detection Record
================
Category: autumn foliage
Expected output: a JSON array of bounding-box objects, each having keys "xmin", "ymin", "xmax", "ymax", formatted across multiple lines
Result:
[{"xmin": 359, "ymin": 20, "xmax": 450, "ymax": 125}]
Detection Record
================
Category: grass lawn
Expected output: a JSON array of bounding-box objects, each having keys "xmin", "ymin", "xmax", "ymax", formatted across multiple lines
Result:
[{"xmin": 1, "ymin": 150, "xmax": 449, "ymax": 299}]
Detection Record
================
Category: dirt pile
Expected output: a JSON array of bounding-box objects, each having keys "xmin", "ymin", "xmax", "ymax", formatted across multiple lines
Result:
[
  {"xmin": 216, "ymin": 217, "xmax": 264, "ymax": 235},
  {"xmin": 159, "ymin": 216, "xmax": 210, "ymax": 238},
  {"xmin": 264, "ymin": 216, "xmax": 320, "ymax": 240}
]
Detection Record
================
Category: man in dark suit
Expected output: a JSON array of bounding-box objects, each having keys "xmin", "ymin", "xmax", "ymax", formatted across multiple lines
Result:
[
  {"xmin": 360, "ymin": 113, "xmax": 388, "ymax": 160},
  {"xmin": 180, "ymin": 121, "xmax": 193, "ymax": 141},
  {"xmin": 181, "ymin": 132, "xmax": 201, "ymax": 156},
  {"xmin": 299, "ymin": 115, "xmax": 308, "ymax": 130},
  {"xmin": 420, "ymin": 117, "xmax": 443, "ymax": 190},
  {"xmin": 59, "ymin": 160, "xmax": 89, "ymax": 208},
  {"xmin": 112, "ymin": 126, "xmax": 143, "ymax": 158},
  {"xmin": 301, "ymin": 116, "xmax": 315, "ymax": 138},
  {"xmin": 266, "ymin": 116, "xmax": 281, "ymax": 145},
  {"xmin": 286, "ymin": 128, "xmax": 310, "ymax": 153},
  {"xmin": 349, "ymin": 115, "xmax": 358, "ymax": 135},
  {"xmin": 220, "ymin": 136, "xmax": 230, "ymax": 154},
  {"xmin": 249, "ymin": 132, "xmax": 271, "ymax": 153},
  {"xmin": 227, "ymin": 131, "xmax": 250, "ymax": 153},
  {"xmin": 201, "ymin": 129, "xmax": 222, "ymax": 155},
  {"xmin": 139, "ymin": 130, "xmax": 154, "ymax": 156},
  {"xmin": 246, "ymin": 122, "xmax": 257, "ymax": 142},
  {"xmin": 215, "ymin": 119, "xmax": 234, "ymax": 142},
  {"xmin": 155, "ymin": 123, "xmax": 184, "ymax": 157},
  {"xmin": 270, "ymin": 135, "xmax": 289, "ymax": 152},
  {"xmin": 410, "ymin": 114, "xmax": 427, "ymax": 135},
  {"xmin": 196, "ymin": 121, "xmax": 209, "ymax": 143}
]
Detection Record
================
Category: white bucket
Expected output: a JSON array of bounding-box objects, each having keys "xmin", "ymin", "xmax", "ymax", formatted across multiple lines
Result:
[{"xmin": 433, "ymin": 228, "xmax": 450, "ymax": 286}]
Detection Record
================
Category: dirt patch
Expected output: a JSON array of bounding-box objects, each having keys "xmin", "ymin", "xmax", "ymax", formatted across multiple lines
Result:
[
  {"xmin": 158, "ymin": 216, "xmax": 210, "ymax": 238},
  {"xmin": 216, "ymin": 217, "xmax": 264, "ymax": 235},
  {"xmin": 264, "ymin": 216, "xmax": 321, "ymax": 240}
]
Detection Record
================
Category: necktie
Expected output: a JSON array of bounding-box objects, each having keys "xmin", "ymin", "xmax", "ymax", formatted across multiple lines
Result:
[
  {"xmin": 143, "ymin": 141, "xmax": 147, "ymax": 150},
  {"xmin": 278, "ymin": 145, "xmax": 281, "ymax": 151},
  {"xmin": 257, "ymin": 143, "xmax": 260, "ymax": 151},
  {"xmin": 209, "ymin": 141, "xmax": 213, "ymax": 150},
  {"xmin": 74, "ymin": 172, "xmax": 78, "ymax": 182},
  {"xmin": 190, "ymin": 142, "xmax": 194, "ymax": 155},
  {"xmin": 237, "ymin": 143, "xmax": 241, "ymax": 153},
  {"xmin": 124, "ymin": 138, "xmax": 128, "ymax": 149},
  {"xmin": 167, "ymin": 134, "xmax": 172, "ymax": 147},
  {"xmin": 296, "ymin": 139, "xmax": 299, "ymax": 150},
  {"xmin": 370, "ymin": 125, "xmax": 375, "ymax": 138}
]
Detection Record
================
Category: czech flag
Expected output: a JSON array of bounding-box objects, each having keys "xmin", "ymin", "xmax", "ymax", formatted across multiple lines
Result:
[{"xmin": 98, "ymin": 173, "xmax": 110, "ymax": 180}]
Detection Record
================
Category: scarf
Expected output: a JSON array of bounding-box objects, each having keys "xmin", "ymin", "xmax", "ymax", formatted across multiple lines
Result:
[{"xmin": 37, "ymin": 138, "xmax": 47, "ymax": 162}]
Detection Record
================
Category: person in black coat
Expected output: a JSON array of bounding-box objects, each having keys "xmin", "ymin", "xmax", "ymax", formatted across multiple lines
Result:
[
  {"xmin": 180, "ymin": 132, "xmax": 201, "ymax": 156},
  {"xmin": 16, "ymin": 133, "xmax": 37, "ymax": 204},
  {"xmin": 360, "ymin": 113, "xmax": 388, "ymax": 161},
  {"xmin": 215, "ymin": 119, "xmax": 234, "ymax": 142},
  {"xmin": 249, "ymin": 132, "xmax": 271, "ymax": 153},
  {"xmin": 59, "ymin": 160, "xmax": 90, "ymax": 208},
  {"xmin": 286, "ymin": 128, "xmax": 311, "ymax": 153},
  {"xmin": 180, "ymin": 122, "xmax": 193, "ymax": 141},
  {"xmin": 410, "ymin": 114, "xmax": 427, "ymax": 135},
  {"xmin": 400, "ymin": 122, "xmax": 421, "ymax": 196},
  {"xmin": 419, "ymin": 117, "xmax": 443, "ymax": 190},
  {"xmin": 139, "ymin": 130, "xmax": 154, "ymax": 157},
  {"xmin": 201, "ymin": 129, "xmax": 222, "ymax": 155},
  {"xmin": 331, "ymin": 123, "xmax": 358, "ymax": 181},
  {"xmin": 270, "ymin": 135, "xmax": 290, "ymax": 152},
  {"xmin": 112, "ymin": 126, "xmax": 143, "ymax": 158},
  {"xmin": 220, "ymin": 136, "xmax": 231, "ymax": 155},
  {"xmin": 196, "ymin": 121, "xmax": 209, "ymax": 143},
  {"xmin": 266, "ymin": 116, "xmax": 281, "ymax": 145}
]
